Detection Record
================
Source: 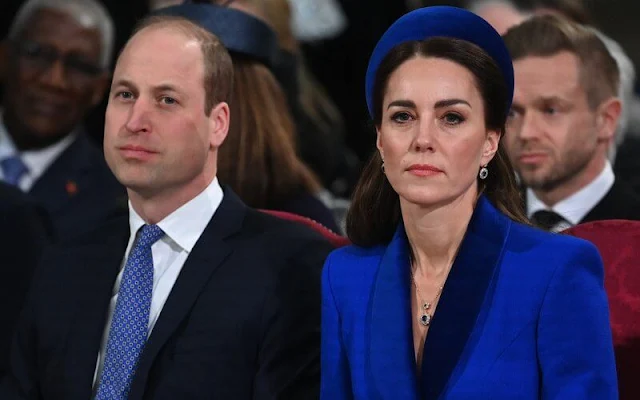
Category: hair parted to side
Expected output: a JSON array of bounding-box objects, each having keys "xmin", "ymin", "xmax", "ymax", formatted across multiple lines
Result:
[
  {"xmin": 217, "ymin": 55, "xmax": 321, "ymax": 208},
  {"xmin": 347, "ymin": 37, "xmax": 528, "ymax": 247},
  {"xmin": 132, "ymin": 15, "xmax": 234, "ymax": 115},
  {"xmin": 502, "ymin": 14, "xmax": 619, "ymax": 110},
  {"xmin": 529, "ymin": 0, "xmax": 593, "ymax": 25}
]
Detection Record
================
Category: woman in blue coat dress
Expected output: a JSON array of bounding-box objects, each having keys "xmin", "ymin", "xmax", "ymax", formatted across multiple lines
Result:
[{"xmin": 320, "ymin": 6, "xmax": 618, "ymax": 400}]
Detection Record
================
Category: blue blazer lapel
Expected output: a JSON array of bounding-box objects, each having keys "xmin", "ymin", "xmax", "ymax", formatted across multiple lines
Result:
[
  {"xmin": 367, "ymin": 225, "xmax": 420, "ymax": 400},
  {"xmin": 420, "ymin": 196, "xmax": 511, "ymax": 400}
]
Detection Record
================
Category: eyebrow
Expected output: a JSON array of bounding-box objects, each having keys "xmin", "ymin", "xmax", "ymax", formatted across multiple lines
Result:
[
  {"xmin": 386, "ymin": 98, "xmax": 471, "ymax": 110},
  {"xmin": 536, "ymin": 96, "xmax": 569, "ymax": 105},
  {"xmin": 434, "ymin": 99, "xmax": 471, "ymax": 108},
  {"xmin": 387, "ymin": 100, "xmax": 416, "ymax": 110},
  {"xmin": 111, "ymin": 78, "xmax": 135, "ymax": 89},
  {"xmin": 111, "ymin": 79, "xmax": 182, "ymax": 94}
]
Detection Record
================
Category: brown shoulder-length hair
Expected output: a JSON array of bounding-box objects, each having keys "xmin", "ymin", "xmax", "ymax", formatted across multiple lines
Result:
[
  {"xmin": 217, "ymin": 55, "xmax": 321, "ymax": 208},
  {"xmin": 347, "ymin": 38, "xmax": 528, "ymax": 247}
]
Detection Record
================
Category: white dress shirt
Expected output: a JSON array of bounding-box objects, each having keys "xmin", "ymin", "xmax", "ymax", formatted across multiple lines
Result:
[
  {"xmin": 527, "ymin": 161, "xmax": 615, "ymax": 232},
  {"xmin": 0, "ymin": 115, "xmax": 77, "ymax": 191},
  {"xmin": 92, "ymin": 177, "xmax": 224, "ymax": 387}
]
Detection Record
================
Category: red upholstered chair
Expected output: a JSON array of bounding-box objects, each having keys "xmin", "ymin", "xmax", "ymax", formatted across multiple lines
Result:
[
  {"xmin": 260, "ymin": 209, "xmax": 351, "ymax": 248},
  {"xmin": 563, "ymin": 220, "xmax": 640, "ymax": 400}
]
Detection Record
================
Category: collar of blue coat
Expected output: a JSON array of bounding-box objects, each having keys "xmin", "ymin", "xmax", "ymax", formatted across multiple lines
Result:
[
  {"xmin": 149, "ymin": 2, "xmax": 281, "ymax": 69},
  {"xmin": 364, "ymin": 6, "xmax": 514, "ymax": 120},
  {"xmin": 368, "ymin": 194, "xmax": 511, "ymax": 399}
]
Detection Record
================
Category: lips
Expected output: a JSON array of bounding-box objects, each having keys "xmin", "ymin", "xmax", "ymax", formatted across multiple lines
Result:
[
  {"xmin": 29, "ymin": 99, "xmax": 68, "ymax": 118},
  {"xmin": 118, "ymin": 145, "xmax": 158, "ymax": 160},
  {"xmin": 406, "ymin": 164, "xmax": 443, "ymax": 177},
  {"xmin": 518, "ymin": 152, "xmax": 548, "ymax": 165}
]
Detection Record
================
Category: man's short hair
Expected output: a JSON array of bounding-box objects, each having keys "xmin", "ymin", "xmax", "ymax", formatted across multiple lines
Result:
[
  {"xmin": 502, "ymin": 14, "xmax": 619, "ymax": 110},
  {"xmin": 132, "ymin": 16, "xmax": 234, "ymax": 115},
  {"xmin": 9, "ymin": 0, "xmax": 115, "ymax": 68}
]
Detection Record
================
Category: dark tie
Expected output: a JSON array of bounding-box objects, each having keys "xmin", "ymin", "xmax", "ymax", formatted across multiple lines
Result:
[
  {"xmin": 531, "ymin": 210, "xmax": 566, "ymax": 231},
  {"xmin": 95, "ymin": 224, "xmax": 165, "ymax": 400}
]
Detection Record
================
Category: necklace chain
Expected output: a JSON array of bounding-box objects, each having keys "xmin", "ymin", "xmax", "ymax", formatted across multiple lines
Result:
[{"xmin": 410, "ymin": 268, "xmax": 445, "ymax": 327}]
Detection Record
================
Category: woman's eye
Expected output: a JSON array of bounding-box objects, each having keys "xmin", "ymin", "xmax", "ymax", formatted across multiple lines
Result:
[
  {"xmin": 391, "ymin": 112, "xmax": 413, "ymax": 123},
  {"xmin": 443, "ymin": 113, "xmax": 464, "ymax": 125}
]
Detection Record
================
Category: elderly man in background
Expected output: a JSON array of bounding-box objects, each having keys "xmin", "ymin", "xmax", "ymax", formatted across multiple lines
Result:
[{"xmin": 0, "ymin": 0, "xmax": 125, "ymax": 240}]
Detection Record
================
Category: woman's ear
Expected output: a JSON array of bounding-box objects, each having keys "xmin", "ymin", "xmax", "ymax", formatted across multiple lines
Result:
[
  {"xmin": 376, "ymin": 127, "xmax": 384, "ymax": 160},
  {"xmin": 481, "ymin": 129, "xmax": 500, "ymax": 166}
]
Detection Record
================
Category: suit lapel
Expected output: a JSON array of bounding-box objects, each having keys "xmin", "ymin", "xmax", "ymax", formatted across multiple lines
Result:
[
  {"xmin": 128, "ymin": 189, "xmax": 246, "ymax": 399},
  {"xmin": 29, "ymin": 135, "xmax": 94, "ymax": 214},
  {"xmin": 62, "ymin": 218, "xmax": 129, "ymax": 399},
  {"xmin": 420, "ymin": 196, "xmax": 510, "ymax": 399},
  {"xmin": 581, "ymin": 180, "xmax": 640, "ymax": 222},
  {"xmin": 367, "ymin": 225, "xmax": 420, "ymax": 400}
]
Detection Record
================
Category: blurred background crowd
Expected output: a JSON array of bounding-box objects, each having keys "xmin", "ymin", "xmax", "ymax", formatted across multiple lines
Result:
[{"xmin": 1, "ymin": 0, "xmax": 640, "ymax": 390}]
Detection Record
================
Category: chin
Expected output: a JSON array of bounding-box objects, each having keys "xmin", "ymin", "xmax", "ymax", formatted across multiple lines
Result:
[
  {"xmin": 112, "ymin": 167, "xmax": 155, "ymax": 190},
  {"xmin": 396, "ymin": 187, "xmax": 449, "ymax": 208}
]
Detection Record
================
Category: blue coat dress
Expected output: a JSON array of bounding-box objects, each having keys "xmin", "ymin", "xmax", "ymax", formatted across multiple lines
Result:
[{"xmin": 321, "ymin": 195, "xmax": 618, "ymax": 399}]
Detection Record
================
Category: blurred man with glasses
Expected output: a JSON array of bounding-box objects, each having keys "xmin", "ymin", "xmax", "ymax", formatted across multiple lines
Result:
[{"xmin": 0, "ymin": 0, "xmax": 125, "ymax": 240}]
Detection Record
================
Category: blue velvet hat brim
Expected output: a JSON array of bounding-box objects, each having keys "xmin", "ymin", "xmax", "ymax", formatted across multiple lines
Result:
[
  {"xmin": 364, "ymin": 6, "xmax": 514, "ymax": 120},
  {"xmin": 149, "ymin": 2, "xmax": 280, "ymax": 68}
]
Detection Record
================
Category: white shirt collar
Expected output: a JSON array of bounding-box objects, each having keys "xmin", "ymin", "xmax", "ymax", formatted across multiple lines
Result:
[
  {"xmin": 527, "ymin": 161, "xmax": 615, "ymax": 225},
  {"xmin": 0, "ymin": 113, "xmax": 77, "ymax": 186},
  {"xmin": 128, "ymin": 177, "xmax": 224, "ymax": 253}
]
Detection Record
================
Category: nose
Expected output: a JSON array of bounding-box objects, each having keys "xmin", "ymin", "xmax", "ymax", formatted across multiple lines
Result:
[
  {"xmin": 39, "ymin": 59, "xmax": 70, "ymax": 90},
  {"xmin": 412, "ymin": 119, "xmax": 435, "ymax": 152},
  {"xmin": 517, "ymin": 112, "xmax": 542, "ymax": 142},
  {"xmin": 125, "ymin": 98, "xmax": 151, "ymax": 134}
]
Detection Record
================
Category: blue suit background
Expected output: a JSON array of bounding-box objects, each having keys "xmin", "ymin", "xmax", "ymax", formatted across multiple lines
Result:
[{"xmin": 321, "ymin": 195, "xmax": 618, "ymax": 399}]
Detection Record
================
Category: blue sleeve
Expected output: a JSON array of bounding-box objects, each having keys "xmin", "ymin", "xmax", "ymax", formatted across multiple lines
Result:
[
  {"xmin": 320, "ymin": 254, "xmax": 353, "ymax": 400},
  {"xmin": 537, "ymin": 240, "xmax": 618, "ymax": 399}
]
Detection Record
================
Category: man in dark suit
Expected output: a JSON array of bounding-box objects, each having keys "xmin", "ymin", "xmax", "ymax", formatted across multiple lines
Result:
[
  {"xmin": 501, "ymin": 15, "xmax": 640, "ymax": 232},
  {"xmin": 1, "ymin": 13, "xmax": 333, "ymax": 400},
  {"xmin": 0, "ymin": 182, "xmax": 51, "ymax": 379},
  {"xmin": 0, "ymin": 0, "xmax": 125, "ymax": 240}
]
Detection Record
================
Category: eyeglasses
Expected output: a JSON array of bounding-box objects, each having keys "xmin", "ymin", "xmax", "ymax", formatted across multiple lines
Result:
[{"xmin": 11, "ymin": 39, "xmax": 103, "ymax": 82}]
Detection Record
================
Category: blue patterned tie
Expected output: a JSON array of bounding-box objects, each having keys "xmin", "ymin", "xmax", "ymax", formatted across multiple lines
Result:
[
  {"xmin": 95, "ymin": 224, "xmax": 165, "ymax": 400},
  {"xmin": 0, "ymin": 155, "xmax": 28, "ymax": 186}
]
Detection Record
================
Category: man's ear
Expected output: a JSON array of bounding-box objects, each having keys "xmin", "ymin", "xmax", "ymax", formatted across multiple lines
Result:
[
  {"xmin": 596, "ymin": 96, "xmax": 622, "ymax": 143},
  {"xmin": 209, "ymin": 101, "xmax": 230, "ymax": 149}
]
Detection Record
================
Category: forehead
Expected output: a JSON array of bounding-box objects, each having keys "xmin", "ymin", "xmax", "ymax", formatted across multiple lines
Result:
[
  {"xmin": 513, "ymin": 52, "xmax": 582, "ymax": 100},
  {"xmin": 385, "ymin": 57, "xmax": 480, "ymax": 103},
  {"xmin": 18, "ymin": 8, "xmax": 102, "ymax": 57},
  {"xmin": 115, "ymin": 26, "xmax": 205, "ymax": 90}
]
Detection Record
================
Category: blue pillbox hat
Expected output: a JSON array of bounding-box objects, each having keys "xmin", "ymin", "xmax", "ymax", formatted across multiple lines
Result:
[{"xmin": 365, "ymin": 6, "xmax": 514, "ymax": 119}]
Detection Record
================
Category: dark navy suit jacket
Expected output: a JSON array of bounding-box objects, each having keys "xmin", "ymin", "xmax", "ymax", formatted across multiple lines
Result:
[
  {"xmin": 321, "ymin": 196, "xmax": 618, "ymax": 399},
  {"xmin": 27, "ymin": 134, "xmax": 126, "ymax": 240},
  {"xmin": 2, "ymin": 189, "xmax": 333, "ymax": 399},
  {"xmin": 0, "ymin": 182, "xmax": 51, "ymax": 379}
]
